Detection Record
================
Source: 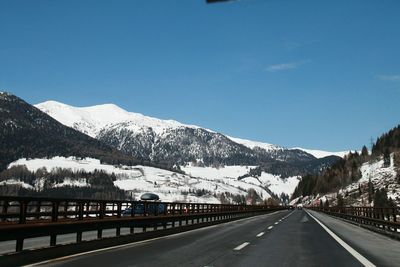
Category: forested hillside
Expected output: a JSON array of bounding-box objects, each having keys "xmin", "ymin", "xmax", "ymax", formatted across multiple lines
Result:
[{"xmin": 292, "ymin": 125, "xmax": 400, "ymax": 204}]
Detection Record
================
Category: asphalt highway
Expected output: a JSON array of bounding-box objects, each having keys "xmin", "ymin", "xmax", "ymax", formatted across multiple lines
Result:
[{"xmin": 30, "ymin": 209, "xmax": 400, "ymax": 267}]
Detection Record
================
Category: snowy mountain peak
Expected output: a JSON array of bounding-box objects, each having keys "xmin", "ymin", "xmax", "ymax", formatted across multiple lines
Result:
[
  {"xmin": 292, "ymin": 147, "xmax": 351, "ymax": 159},
  {"xmin": 35, "ymin": 99, "xmax": 347, "ymax": 168},
  {"xmin": 35, "ymin": 101, "xmax": 200, "ymax": 137},
  {"xmin": 227, "ymin": 136, "xmax": 284, "ymax": 152}
]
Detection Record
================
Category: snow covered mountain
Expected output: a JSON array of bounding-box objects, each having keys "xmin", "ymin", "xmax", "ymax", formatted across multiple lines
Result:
[
  {"xmin": 0, "ymin": 93, "xmax": 140, "ymax": 170},
  {"xmin": 0, "ymin": 93, "xmax": 351, "ymax": 203},
  {"xmin": 36, "ymin": 101, "xmax": 201, "ymax": 138},
  {"xmin": 36, "ymin": 101, "xmax": 342, "ymax": 169},
  {"xmin": 292, "ymin": 147, "xmax": 351, "ymax": 159}
]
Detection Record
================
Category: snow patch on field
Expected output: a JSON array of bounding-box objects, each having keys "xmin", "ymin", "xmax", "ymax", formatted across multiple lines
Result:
[
  {"xmin": 259, "ymin": 173, "xmax": 300, "ymax": 196},
  {"xmin": 182, "ymin": 165, "xmax": 255, "ymax": 181},
  {"xmin": 0, "ymin": 179, "xmax": 34, "ymax": 189},
  {"xmin": 182, "ymin": 164, "xmax": 300, "ymax": 197},
  {"xmin": 8, "ymin": 157, "xmax": 296, "ymax": 203}
]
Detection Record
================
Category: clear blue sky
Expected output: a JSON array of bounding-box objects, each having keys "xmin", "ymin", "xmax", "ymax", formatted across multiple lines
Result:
[{"xmin": 1, "ymin": 0, "xmax": 399, "ymax": 151}]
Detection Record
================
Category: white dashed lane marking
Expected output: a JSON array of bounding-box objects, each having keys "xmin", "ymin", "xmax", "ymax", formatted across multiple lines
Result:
[
  {"xmin": 233, "ymin": 242, "xmax": 250, "ymax": 251},
  {"xmin": 268, "ymin": 226, "xmax": 274, "ymax": 230},
  {"xmin": 256, "ymin": 232, "xmax": 265, "ymax": 237}
]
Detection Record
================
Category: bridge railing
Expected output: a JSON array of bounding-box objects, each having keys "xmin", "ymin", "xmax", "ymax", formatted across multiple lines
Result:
[
  {"xmin": 309, "ymin": 206, "xmax": 400, "ymax": 233},
  {"xmin": 0, "ymin": 195, "xmax": 286, "ymax": 254}
]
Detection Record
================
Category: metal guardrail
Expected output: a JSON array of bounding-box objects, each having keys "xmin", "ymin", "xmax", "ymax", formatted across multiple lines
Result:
[
  {"xmin": 309, "ymin": 206, "xmax": 400, "ymax": 233},
  {"xmin": 0, "ymin": 195, "xmax": 286, "ymax": 254}
]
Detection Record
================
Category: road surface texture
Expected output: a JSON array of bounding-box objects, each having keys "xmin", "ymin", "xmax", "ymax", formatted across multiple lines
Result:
[{"xmin": 30, "ymin": 209, "xmax": 399, "ymax": 267}]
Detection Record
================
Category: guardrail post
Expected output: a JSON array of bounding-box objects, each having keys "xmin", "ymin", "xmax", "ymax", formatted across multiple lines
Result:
[
  {"xmin": 64, "ymin": 201, "xmax": 68, "ymax": 219},
  {"xmin": 52, "ymin": 201, "xmax": 59, "ymax": 222},
  {"xmin": 179, "ymin": 204, "xmax": 183, "ymax": 226},
  {"xmin": 36, "ymin": 201, "xmax": 41, "ymax": 220},
  {"xmin": 129, "ymin": 202, "xmax": 135, "ymax": 234},
  {"xmin": 19, "ymin": 200, "xmax": 27, "ymax": 224},
  {"xmin": 154, "ymin": 203, "xmax": 159, "ymax": 231},
  {"xmin": 196, "ymin": 204, "xmax": 200, "ymax": 224},
  {"xmin": 16, "ymin": 239, "xmax": 24, "ymax": 252},
  {"xmin": 99, "ymin": 201, "xmax": 106, "ymax": 219},
  {"xmin": 98, "ymin": 228, "xmax": 103, "ymax": 239},
  {"xmin": 78, "ymin": 202, "xmax": 84, "ymax": 220},
  {"xmin": 2, "ymin": 200, "xmax": 9, "ymax": 222},
  {"xmin": 116, "ymin": 202, "xmax": 122, "ymax": 236},
  {"xmin": 117, "ymin": 202, "xmax": 122, "ymax": 218},
  {"xmin": 50, "ymin": 234, "xmax": 57, "ymax": 247},
  {"xmin": 49, "ymin": 201, "xmax": 59, "ymax": 247},
  {"xmin": 143, "ymin": 202, "xmax": 148, "ymax": 217},
  {"xmin": 76, "ymin": 232, "xmax": 82, "ymax": 243},
  {"xmin": 116, "ymin": 227, "xmax": 121, "ymax": 237}
]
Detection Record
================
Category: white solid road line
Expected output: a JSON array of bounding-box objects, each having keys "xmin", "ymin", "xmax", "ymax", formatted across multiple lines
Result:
[
  {"xmin": 306, "ymin": 210, "xmax": 376, "ymax": 267},
  {"xmin": 233, "ymin": 242, "xmax": 250, "ymax": 251},
  {"xmin": 268, "ymin": 226, "xmax": 274, "ymax": 230},
  {"xmin": 256, "ymin": 232, "xmax": 265, "ymax": 237}
]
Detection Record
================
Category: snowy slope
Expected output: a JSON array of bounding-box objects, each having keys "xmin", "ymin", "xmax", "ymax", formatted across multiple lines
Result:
[
  {"xmin": 36, "ymin": 101, "xmax": 200, "ymax": 137},
  {"xmin": 227, "ymin": 136, "xmax": 283, "ymax": 152},
  {"xmin": 9, "ymin": 157, "xmax": 276, "ymax": 203},
  {"xmin": 292, "ymin": 147, "xmax": 350, "ymax": 158},
  {"xmin": 296, "ymin": 154, "xmax": 400, "ymax": 206},
  {"xmin": 182, "ymin": 164, "xmax": 300, "ymax": 197},
  {"xmin": 343, "ymin": 154, "xmax": 400, "ymax": 204}
]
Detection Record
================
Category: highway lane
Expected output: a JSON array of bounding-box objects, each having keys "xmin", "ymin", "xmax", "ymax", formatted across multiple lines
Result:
[
  {"xmin": 308, "ymin": 209, "xmax": 400, "ymax": 267},
  {"xmin": 32, "ymin": 209, "xmax": 376, "ymax": 267}
]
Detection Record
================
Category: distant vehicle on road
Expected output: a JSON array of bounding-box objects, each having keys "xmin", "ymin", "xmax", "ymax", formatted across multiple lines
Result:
[{"xmin": 122, "ymin": 193, "xmax": 166, "ymax": 216}]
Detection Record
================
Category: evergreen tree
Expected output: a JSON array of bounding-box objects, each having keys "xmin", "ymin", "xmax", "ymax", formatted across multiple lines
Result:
[
  {"xmin": 324, "ymin": 199, "xmax": 330, "ymax": 208},
  {"xmin": 337, "ymin": 194, "xmax": 344, "ymax": 207},
  {"xmin": 361, "ymin": 145, "xmax": 369, "ymax": 157},
  {"xmin": 373, "ymin": 188, "xmax": 389, "ymax": 207},
  {"xmin": 383, "ymin": 148, "xmax": 391, "ymax": 167},
  {"xmin": 368, "ymin": 179, "xmax": 374, "ymax": 203}
]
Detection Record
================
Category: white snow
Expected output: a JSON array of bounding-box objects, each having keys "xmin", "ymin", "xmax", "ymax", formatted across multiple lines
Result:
[
  {"xmin": 344, "ymin": 154, "xmax": 400, "ymax": 203},
  {"xmin": 227, "ymin": 136, "xmax": 283, "ymax": 152},
  {"xmin": 299, "ymin": 154, "xmax": 400, "ymax": 206},
  {"xmin": 8, "ymin": 157, "xmax": 298, "ymax": 203},
  {"xmin": 36, "ymin": 100, "xmax": 347, "ymax": 160},
  {"xmin": 35, "ymin": 101, "xmax": 202, "ymax": 137},
  {"xmin": 293, "ymin": 147, "xmax": 351, "ymax": 158},
  {"xmin": 259, "ymin": 173, "xmax": 300, "ymax": 196},
  {"xmin": 52, "ymin": 178, "xmax": 89, "ymax": 188},
  {"xmin": 0, "ymin": 179, "xmax": 34, "ymax": 189},
  {"xmin": 182, "ymin": 164, "xmax": 300, "ymax": 198},
  {"xmin": 181, "ymin": 164, "xmax": 255, "ymax": 181}
]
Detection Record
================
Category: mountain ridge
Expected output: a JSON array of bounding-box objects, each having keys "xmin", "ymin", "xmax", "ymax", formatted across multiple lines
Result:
[{"xmin": 36, "ymin": 100, "xmax": 347, "ymax": 163}]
